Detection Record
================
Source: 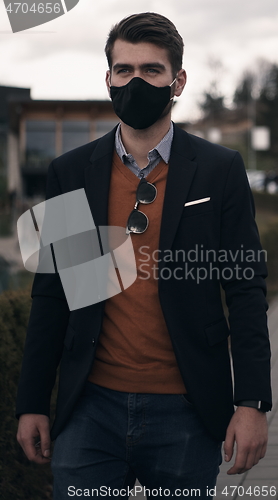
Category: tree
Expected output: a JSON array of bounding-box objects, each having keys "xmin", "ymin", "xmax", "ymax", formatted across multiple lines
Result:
[
  {"xmin": 199, "ymin": 57, "xmax": 226, "ymax": 121},
  {"xmin": 200, "ymin": 93, "xmax": 225, "ymax": 120},
  {"xmin": 233, "ymin": 72, "xmax": 254, "ymax": 108},
  {"xmin": 257, "ymin": 63, "xmax": 278, "ymax": 155},
  {"xmin": 233, "ymin": 60, "xmax": 278, "ymax": 163}
]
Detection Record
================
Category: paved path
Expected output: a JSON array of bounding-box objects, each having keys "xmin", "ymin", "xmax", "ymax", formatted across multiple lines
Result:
[
  {"xmin": 135, "ymin": 296, "xmax": 278, "ymax": 499},
  {"xmin": 214, "ymin": 296, "xmax": 278, "ymax": 500}
]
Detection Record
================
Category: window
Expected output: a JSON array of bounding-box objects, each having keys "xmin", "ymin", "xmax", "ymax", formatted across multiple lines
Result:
[
  {"xmin": 62, "ymin": 120, "xmax": 90, "ymax": 154},
  {"xmin": 25, "ymin": 120, "xmax": 56, "ymax": 169}
]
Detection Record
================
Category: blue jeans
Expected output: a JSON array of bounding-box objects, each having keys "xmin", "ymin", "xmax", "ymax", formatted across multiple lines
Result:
[{"xmin": 51, "ymin": 382, "xmax": 222, "ymax": 499}]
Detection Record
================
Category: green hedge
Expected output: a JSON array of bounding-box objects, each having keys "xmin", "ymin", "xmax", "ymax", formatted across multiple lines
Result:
[
  {"xmin": 261, "ymin": 224, "xmax": 278, "ymax": 299},
  {"xmin": 252, "ymin": 191, "xmax": 278, "ymax": 300},
  {"xmin": 253, "ymin": 191, "xmax": 278, "ymax": 213},
  {"xmin": 0, "ymin": 289, "xmax": 54, "ymax": 500}
]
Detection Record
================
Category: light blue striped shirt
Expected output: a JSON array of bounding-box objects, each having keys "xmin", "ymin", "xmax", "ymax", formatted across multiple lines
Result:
[{"xmin": 114, "ymin": 122, "xmax": 174, "ymax": 178}]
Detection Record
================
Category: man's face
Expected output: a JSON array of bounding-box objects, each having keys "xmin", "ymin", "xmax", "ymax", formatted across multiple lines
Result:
[{"xmin": 106, "ymin": 39, "xmax": 184, "ymax": 96}]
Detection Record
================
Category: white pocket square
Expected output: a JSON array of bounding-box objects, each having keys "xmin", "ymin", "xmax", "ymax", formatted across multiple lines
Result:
[{"xmin": 184, "ymin": 197, "xmax": 211, "ymax": 207}]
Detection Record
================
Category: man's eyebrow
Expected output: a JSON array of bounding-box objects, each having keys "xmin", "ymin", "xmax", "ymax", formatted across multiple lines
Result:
[
  {"xmin": 141, "ymin": 63, "xmax": 166, "ymax": 71},
  {"xmin": 112, "ymin": 63, "xmax": 166, "ymax": 71},
  {"xmin": 113, "ymin": 63, "xmax": 133, "ymax": 71}
]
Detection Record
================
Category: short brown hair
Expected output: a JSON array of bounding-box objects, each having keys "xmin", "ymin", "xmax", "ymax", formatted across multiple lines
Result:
[{"xmin": 105, "ymin": 12, "xmax": 184, "ymax": 77}]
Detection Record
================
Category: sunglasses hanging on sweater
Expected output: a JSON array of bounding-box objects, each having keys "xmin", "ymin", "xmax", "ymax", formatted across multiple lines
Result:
[{"xmin": 126, "ymin": 177, "xmax": 157, "ymax": 234}]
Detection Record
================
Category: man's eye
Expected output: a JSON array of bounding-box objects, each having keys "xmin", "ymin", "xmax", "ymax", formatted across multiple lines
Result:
[{"xmin": 117, "ymin": 69, "xmax": 129, "ymax": 73}]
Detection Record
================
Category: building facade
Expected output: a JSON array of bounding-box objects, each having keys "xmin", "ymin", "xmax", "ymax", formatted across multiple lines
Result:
[{"xmin": 2, "ymin": 86, "xmax": 118, "ymax": 201}]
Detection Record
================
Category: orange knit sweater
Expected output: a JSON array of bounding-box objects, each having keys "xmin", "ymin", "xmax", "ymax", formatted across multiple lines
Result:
[{"xmin": 88, "ymin": 151, "xmax": 186, "ymax": 393}]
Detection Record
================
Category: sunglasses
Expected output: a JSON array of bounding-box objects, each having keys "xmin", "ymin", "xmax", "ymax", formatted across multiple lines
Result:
[{"xmin": 126, "ymin": 177, "xmax": 157, "ymax": 234}]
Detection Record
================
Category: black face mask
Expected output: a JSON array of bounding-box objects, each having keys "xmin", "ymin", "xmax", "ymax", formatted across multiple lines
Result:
[{"xmin": 110, "ymin": 77, "xmax": 176, "ymax": 130}]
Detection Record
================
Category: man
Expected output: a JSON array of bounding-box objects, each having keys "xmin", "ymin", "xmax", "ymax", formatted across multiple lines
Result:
[{"xmin": 16, "ymin": 12, "xmax": 271, "ymax": 499}]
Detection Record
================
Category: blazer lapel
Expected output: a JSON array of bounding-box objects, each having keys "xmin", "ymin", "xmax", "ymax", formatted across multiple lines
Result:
[
  {"xmin": 84, "ymin": 124, "xmax": 197, "ymax": 255},
  {"xmin": 84, "ymin": 127, "xmax": 117, "ymax": 228},
  {"xmin": 159, "ymin": 125, "xmax": 197, "ymax": 254}
]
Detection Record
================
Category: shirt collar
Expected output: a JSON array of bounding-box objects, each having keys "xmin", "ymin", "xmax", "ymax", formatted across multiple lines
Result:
[{"xmin": 115, "ymin": 121, "xmax": 174, "ymax": 165}]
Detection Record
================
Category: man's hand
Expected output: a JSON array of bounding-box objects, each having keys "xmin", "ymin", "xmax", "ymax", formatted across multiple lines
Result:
[
  {"xmin": 224, "ymin": 406, "xmax": 268, "ymax": 474},
  {"xmin": 17, "ymin": 414, "xmax": 51, "ymax": 464}
]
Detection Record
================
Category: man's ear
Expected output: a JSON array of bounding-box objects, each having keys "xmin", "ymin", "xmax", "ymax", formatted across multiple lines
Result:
[
  {"xmin": 105, "ymin": 70, "xmax": 111, "ymax": 97},
  {"xmin": 174, "ymin": 69, "xmax": 187, "ymax": 97}
]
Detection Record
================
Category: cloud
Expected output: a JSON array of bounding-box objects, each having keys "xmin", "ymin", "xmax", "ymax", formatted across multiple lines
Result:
[{"xmin": 0, "ymin": 0, "xmax": 277, "ymax": 120}]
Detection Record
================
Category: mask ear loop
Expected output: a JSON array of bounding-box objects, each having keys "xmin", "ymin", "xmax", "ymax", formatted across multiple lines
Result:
[
  {"xmin": 169, "ymin": 77, "xmax": 177, "ymax": 101},
  {"xmin": 107, "ymin": 72, "xmax": 112, "ymax": 97}
]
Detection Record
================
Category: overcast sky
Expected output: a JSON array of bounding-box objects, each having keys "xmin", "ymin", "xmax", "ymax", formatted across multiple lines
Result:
[{"xmin": 0, "ymin": 0, "xmax": 277, "ymax": 121}]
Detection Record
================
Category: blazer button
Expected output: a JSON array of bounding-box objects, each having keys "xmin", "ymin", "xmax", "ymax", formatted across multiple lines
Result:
[{"xmin": 92, "ymin": 338, "xmax": 95, "ymax": 345}]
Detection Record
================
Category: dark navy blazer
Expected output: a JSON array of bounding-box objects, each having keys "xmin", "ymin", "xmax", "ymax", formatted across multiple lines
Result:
[{"xmin": 16, "ymin": 124, "xmax": 272, "ymax": 442}]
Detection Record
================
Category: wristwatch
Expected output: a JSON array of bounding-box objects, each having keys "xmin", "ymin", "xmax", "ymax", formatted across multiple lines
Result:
[{"xmin": 236, "ymin": 400, "xmax": 271, "ymax": 412}]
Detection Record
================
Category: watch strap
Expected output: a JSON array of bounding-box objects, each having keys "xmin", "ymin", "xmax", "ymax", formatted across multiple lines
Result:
[{"xmin": 236, "ymin": 400, "xmax": 271, "ymax": 412}]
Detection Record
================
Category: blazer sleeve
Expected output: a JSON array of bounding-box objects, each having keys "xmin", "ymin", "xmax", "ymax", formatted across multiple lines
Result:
[
  {"xmin": 219, "ymin": 152, "xmax": 272, "ymax": 407},
  {"xmin": 16, "ymin": 160, "xmax": 70, "ymax": 418}
]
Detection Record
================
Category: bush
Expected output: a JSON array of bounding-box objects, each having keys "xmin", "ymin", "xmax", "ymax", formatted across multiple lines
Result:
[
  {"xmin": 0, "ymin": 289, "xmax": 54, "ymax": 500},
  {"xmin": 253, "ymin": 191, "xmax": 278, "ymax": 213},
  {"xmin": 252, "ymin": 191, "xmax": 278, "ymax": 300},
  {"xmin": 261, "ymin": 223, "xmax": 278, "ymax": 298}
]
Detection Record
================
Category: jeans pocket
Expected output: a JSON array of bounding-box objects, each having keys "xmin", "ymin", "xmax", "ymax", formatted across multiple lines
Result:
[{"xmin": 179, "ymin": 394, "xmax": 194, "ymax": 408}]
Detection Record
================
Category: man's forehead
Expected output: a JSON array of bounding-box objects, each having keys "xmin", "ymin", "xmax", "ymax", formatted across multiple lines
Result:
[{"xmin": 111, "ymin": 39, "xmax": 171, "ymax": 66}]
